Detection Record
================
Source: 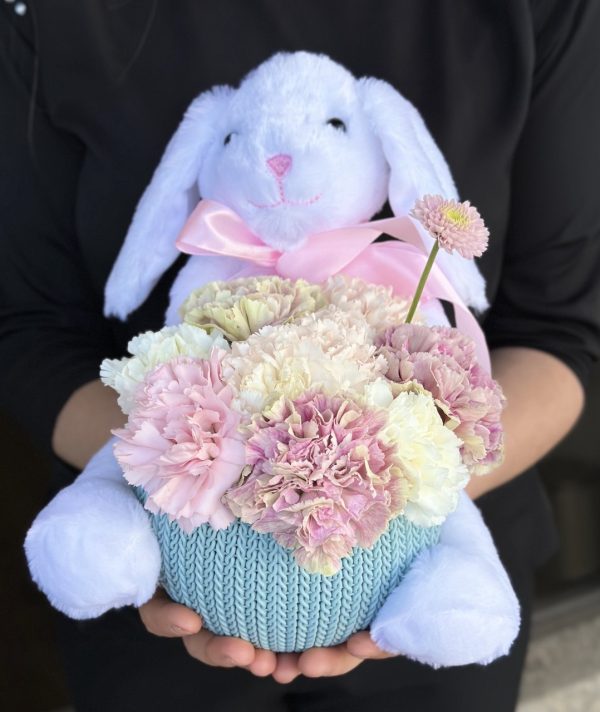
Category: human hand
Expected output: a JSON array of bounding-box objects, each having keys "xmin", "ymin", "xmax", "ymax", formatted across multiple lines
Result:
[
  {"xmin": 139, "ymin": 590, "xmax": 277, "ymax": 676},
  {"xmin": 272, "ymin": 631, "xmax": 396, "ymax": 683},
  {"xmin": 139, "ymin": 591, "xmax": 395, "ymax": 682}
]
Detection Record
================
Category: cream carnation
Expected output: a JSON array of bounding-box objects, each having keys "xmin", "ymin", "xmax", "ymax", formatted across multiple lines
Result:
[
  {"xmin": 322, "ymin": 275, "xmax": 421, "ymax": 331},
  {"xmin": 181, "ymin": 276, "xmax": 326, "ymax": 341},
  {"xmin": 222, "ymin": 313, "xmax": 387, "ymax": 417},
  {"xmin": 101, "ymin": 324, "xmax": 229, "ymax": 414},
  {"xmin": 368, "ymin": 382, "xmax": 469, "ymax": 527}
]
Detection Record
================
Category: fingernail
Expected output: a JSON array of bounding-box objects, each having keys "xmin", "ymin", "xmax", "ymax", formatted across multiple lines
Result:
[
  {"xmin": 274, "ymin": 673, "xmax": 298, "ymax": 685},
  {"xmin": 171, "ymin": 624, "xmax": 194, "ymax": 635}
]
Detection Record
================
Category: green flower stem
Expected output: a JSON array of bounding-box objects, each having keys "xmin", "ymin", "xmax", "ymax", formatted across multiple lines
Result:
[{"xmin": 405, "ymin": 241, "xmax": 440, "ymax": 324}]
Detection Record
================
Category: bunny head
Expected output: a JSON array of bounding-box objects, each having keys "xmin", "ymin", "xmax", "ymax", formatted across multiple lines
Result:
[
  {"xmin": 105, "ymin": 52, "xmax": 487, "ymax": 320},
  {"xmin": 196, "ymin": 53, "xmax": 389, "ymax": 251}
]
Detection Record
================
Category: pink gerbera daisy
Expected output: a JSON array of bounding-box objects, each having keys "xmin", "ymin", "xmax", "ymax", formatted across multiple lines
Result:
[{"xmin": 411, "ymin": 195, "xmax": 489, "ymax": 258}]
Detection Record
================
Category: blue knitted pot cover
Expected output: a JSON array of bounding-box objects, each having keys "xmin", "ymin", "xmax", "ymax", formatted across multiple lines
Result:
[{"xmin": 141, "ymin": 494, "xmax": 440, "ymax": 652}]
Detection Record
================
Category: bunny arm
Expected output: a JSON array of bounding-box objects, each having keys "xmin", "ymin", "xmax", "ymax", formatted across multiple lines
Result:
[
  {"xmin": 24, "ymin": 438, "xmax": 161, "ymax": 620},
  {"xmin": 370, "ymin": 491, "xmax": 521, "ymax": 667},
  {"xmin": 24, "ymin": 256, "xmax": 247, "ymax": 620}
]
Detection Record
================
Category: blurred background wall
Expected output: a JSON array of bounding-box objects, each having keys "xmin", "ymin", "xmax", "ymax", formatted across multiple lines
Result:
[{"xmin": 537, "ymin": 363, "xmax": 600, "ymax": 593}]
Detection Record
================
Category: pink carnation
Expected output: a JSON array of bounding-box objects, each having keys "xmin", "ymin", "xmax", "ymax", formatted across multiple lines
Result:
[
  {"xmin": 377, "ymin": 324, "xmax": 505, "ymax": 475},
  {"xmin": 225, "ymin": 393, "xmax": 405, "ymax": 575},
  {"xmin": 113, "ymin": 352, "xmax": 246, "ymax": 532},
  {"xmin": 411, "ymin": 195, "xmax": 489, "ymax": 258}
]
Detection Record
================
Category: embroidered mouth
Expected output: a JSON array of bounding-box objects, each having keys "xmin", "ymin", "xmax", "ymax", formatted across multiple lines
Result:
[{"xmin": 249, "ymin": 193, "xmax": 322, "ymax": 209}]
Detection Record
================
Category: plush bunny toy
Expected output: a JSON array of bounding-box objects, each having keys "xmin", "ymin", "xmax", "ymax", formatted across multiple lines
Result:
[{"xmin": 25, "ymin": 52, "xmax": 519, "ymax": 668}]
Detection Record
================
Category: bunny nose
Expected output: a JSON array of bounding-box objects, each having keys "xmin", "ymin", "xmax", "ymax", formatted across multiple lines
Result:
[{"xmin": 266, "ymin": 154, "xmax": 292, "ymax": 179}]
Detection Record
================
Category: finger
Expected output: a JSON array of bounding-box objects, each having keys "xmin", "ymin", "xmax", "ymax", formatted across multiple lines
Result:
[
  {"xmin": 139, "ymin": 590, "xmax": 202, "ymax": 637},
  {"xmin": 298, "ymin": 645, "xmax": 363, "ymax": 678},
  {"xmin": 272, "ymin": 653, "xmax": 301, "ymax": 684},
  {"xmin": 345, "ymin": 631, "xmax": 396, "ymax": 660},
  {"xmin": 243, "ymin": 648, "xmax": 278, "ymax": 678},
  {"xmin": 183, "ymin": 629, "xmax": 256, "ymax": 668}
]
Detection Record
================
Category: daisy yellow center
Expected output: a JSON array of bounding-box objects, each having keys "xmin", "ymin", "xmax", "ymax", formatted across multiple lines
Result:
[{"xmin": 441, "ymin": 205, "xmax": 470, "ymax": 228}]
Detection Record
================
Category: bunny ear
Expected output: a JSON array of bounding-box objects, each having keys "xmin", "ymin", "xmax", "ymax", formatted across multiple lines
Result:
[
  {"xmin": 358, "ymin": 78, "xmax": 488, "ymax": 311},
  {"xmin": 357, "ymin": 78, "xmax": 458, "ymax": 211},
  {"xmin": 104, "ymin": 86, "xmax": 233, "ymax": 320}
]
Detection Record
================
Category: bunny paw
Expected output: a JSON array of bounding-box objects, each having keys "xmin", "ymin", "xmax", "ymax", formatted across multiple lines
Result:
[
  {"xmin": 25, "ymin": 480, "xmax": 161, "ymax": 619},
  {"xmin": 370, "ymin": 543, "xmax": 521, "ymax": 668}
]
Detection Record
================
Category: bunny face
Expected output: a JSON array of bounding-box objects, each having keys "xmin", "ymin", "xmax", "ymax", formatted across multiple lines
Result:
[{"xmin": 197, "ymin": 54, "xmax": 389, "ymax": 250}]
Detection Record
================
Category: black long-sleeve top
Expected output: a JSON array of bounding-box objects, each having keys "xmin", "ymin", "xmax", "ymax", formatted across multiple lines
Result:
[{"xmin": 1, "ymin": 0, "xmax": 599, "ymax": 517}]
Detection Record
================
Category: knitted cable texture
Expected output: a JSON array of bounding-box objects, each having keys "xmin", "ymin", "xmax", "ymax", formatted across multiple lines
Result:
[{"xmin": 137, "ymin": 489, "xmax": 440, "ymax": 652}]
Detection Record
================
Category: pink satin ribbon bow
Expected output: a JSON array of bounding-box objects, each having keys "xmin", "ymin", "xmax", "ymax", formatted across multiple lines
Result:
[{"xmin": 175, "ymin": 200, "xmax": 491, "ymax": 372}]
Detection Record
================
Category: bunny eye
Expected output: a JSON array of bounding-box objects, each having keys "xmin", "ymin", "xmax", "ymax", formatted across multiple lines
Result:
[
  {"xmin": 223, "ymin": 132, "xmax": 236, "ymax": 146},
  {"xmin": 326, "ymin": 118, "xmax": 347, "ymax": 132}
]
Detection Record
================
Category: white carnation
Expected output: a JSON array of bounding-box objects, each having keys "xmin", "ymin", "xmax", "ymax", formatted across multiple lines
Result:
[
  {"xmin": 377, "ymin": 386, "xmax": 469, "ymax": 527},
  {"xmin": 322, "ymin": 275, "xmax": 423, "ymax": 331},
  {"xmin": 222, "ymin": 310, "xmax": 387, "ymax": 417},
  {"xmin": 100, "ymin": 324, "xmax": 229, "ymax": 414}
]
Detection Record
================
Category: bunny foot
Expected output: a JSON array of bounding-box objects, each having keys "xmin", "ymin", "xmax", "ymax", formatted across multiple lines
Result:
[
  {"xmin": 370, "ymin": 493, "xmax": 520, "ymax": 667},
  {"xmin": 25, "ymin": 477, "xmax": 160, "ymax": 619}
]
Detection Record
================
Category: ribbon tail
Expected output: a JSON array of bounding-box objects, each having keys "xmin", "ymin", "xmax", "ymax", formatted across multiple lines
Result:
[{"xmin": 276, "ymin": 215, "xmax": 425, "ymax": 281}]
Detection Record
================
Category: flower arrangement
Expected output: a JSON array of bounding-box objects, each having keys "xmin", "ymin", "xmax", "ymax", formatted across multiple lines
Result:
[
  {"xmin": 25, "ymin": 51, "xmax": 521, "ymax": 663},
  {"xmin": 101, "ymin": 197, "xmax": 504, "ymax": 582}
]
